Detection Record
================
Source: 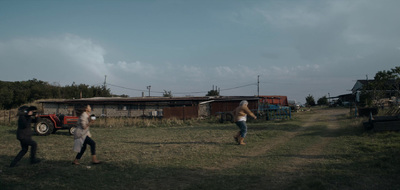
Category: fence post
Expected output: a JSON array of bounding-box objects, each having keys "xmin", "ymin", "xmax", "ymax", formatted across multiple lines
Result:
[
  {"xmin": 182, "ymin": 106, "xmax": 186, "ymax": 121},
  {"xmin": 9, "ymin": 110, "xmax": 11, "ymax": 124}
]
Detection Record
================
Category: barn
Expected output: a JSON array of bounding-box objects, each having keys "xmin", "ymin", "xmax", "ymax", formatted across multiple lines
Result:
[{"xmin": 39, "ymin": 96, "xmax": 260, "ymax": 119}]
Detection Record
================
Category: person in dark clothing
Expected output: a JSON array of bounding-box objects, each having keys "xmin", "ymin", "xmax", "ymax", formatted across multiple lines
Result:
[{"xmin": 10, "ymin": 106, "xmax": 41, "ymax": 167}]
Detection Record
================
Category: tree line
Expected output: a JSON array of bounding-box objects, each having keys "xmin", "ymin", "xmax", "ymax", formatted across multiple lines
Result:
[
  {"xmin": 305, "ymin": 66, "xmax": 400, "ymax": 107},
  {"xmin": 0, "ymin": 79, "xmax": 113, "ymax": 109},
  {"xmin": 360, "ymin": 66, "xmax": 400, "ymax": 107}
]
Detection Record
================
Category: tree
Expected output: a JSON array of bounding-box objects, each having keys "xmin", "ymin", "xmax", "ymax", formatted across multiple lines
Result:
[
  {"xmin": 206, "ymin": 89, "xmax": 219, "ymax": 96},
  {"xmin": 391, "ymin": 66, "xmax": 400, "ymax": 102},
  {"xmin": 360, "ymin": 66, "xmax": 400, "ymax": 107},
  {"xmin": 206, "ymin": 85, "xmax": 220, "ymax": 96},
  {"xmin": 0, "ymin": 79, "xmax": 114, "ymax": 109},
  {"xmin": 163, "ymin": 90, "xmax": 173, "ymax": 97},
  {"xmin": 0, "ymin": 84, "xmax": 14, "ymax": 109},
  {"xmin": 305, "ymin": 94, "xmax": 316, "ymax": 106},
  {"xmin": 317, "ymin": 96, "xmax": 328, "ymax": 106},
  {"xmin": 371, "ymin": 70, "xmax": 393, "ymax": 101}
]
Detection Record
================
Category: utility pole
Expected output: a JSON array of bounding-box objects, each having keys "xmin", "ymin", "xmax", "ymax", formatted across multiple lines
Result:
[
  {"xmin": 328, "ymin": 93, "xmax": 330, "ymax": 105},
  {"xmin": 103, "ymin": 75, "xmax": 107, "ymax": 89},
  {"xmin": 147, "ymin": 85, "xmax": 151, "ymax": 97},
  {"xmin": 257, "ymin": 75, "xmax": 260, "ymax": 116},
  {"xmin": 257, "ymin": 75, "xmax": 260, "ymax": 97}
]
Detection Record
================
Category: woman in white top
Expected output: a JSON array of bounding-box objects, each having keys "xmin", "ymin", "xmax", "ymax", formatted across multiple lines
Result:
[
  {"xmin": 232, "ymin": 100, "xmax": 257, "ymax": 145},
  {"xmin": 72, "ymin": 105, "xmax": 100, "ymax": 165}
]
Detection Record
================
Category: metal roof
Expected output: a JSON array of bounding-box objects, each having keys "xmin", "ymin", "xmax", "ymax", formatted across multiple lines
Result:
[{"xmin": 39, "ymin": 96, "xmax": 260, "ymax": 104}]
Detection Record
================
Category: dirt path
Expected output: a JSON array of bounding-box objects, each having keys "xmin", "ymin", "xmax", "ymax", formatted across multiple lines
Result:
[
  {"xmin": 263, "ymin": 108, "xmax": 349, "ymax": 189},
  {"xmin": 205, "ymin": 108, "xmax": 349, "ymax": 188},
  {"xmin": 200, "ymin": 109, "xmax": 348, "ymax": 189},
  {"xmin": 213, "ymin": 109, "xmax": 347, "ymax": 170},
  {"xmin": 279, "ymin": 109, "xmax": 346, "ymax": 164}
]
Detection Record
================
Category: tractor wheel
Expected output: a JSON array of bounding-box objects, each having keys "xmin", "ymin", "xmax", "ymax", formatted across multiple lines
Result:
[
  {"xmin": 69, "ymin": 126, "xmax": 76, "ymax": 135},
  {"xmin": 225, "ymin": 113, "xmax": 234, "ymax": 123},
  {"xmin": 219, "ymin": 113, "xmax": 226, "ymax": 123},
  {"xmin": 35, "ymin": 118, "xmax": 54, "ymax": 136}
]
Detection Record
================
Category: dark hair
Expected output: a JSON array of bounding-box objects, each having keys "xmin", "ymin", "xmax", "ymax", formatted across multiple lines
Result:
[
  {"xmin": 17, "ymin": 106, "xmax": 29, "ymax": 116},
  {"xmin": 27, "ymin": 106, "xmax": 37, "ymax": 112},
  {"xmin": 74, "ymin": 104, "xmax": 88, "ymax": 116}
]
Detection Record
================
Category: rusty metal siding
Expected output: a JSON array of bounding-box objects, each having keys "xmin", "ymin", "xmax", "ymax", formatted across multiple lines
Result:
[
  {"xmin": 259, "ymin": 96, "xmax": 289, "ymax": 106},
  {"xmin": 163, "ymin": 106, "xmax": 198, "ymax": 120}
]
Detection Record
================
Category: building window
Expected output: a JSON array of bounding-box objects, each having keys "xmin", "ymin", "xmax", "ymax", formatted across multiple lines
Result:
[
  {"xmin": 131, "ymin": 104, "xmax": 145, "ymax": 110},
  {"xmin": 118, "ymin": 105, "xmax": 128, "ymax": 111},
  {"xmin": 131, "ymin": 105, "xmax": 139, "ymax": 110}
]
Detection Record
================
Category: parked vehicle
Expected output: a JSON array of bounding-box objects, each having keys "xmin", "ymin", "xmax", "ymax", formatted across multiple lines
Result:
[{"xmin": 34, "ymin": 114, "xmax": 78, "ymax": 136}]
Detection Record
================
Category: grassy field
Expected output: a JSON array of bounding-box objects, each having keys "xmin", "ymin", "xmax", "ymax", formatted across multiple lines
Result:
[{"xmin": 1, "ymin": 107, "xmax": 400, "ymax": 190}]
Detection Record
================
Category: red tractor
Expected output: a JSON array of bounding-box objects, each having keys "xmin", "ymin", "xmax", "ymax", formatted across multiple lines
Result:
[{"xmin": 34, "ymin": 114, "xmax": 78, "ymax": 136}]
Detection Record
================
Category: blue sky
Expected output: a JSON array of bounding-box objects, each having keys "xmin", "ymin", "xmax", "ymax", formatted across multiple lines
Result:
[{"xmin": 1, "ymin": 0, "xmax": 400, "ymax": 103}]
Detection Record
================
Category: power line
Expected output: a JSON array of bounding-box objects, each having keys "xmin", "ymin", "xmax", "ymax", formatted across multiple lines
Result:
[
  {"xmin": 165, "ymin": 83, "xmax": 257, "ymax": 95},
  {"xmin": 107, "ymin": 83, "xmax": 163, "ymax": 93},
  {"xmin": 106, "ymin": 82, "xmax": 256, "ymax": 95},
  {"xmin": 218, "ymin": 83, "xmax": 257, "ymax": 91},
  {"xmin": 172, "ymin": 90, "xmax": 210, "ymax": 95}
]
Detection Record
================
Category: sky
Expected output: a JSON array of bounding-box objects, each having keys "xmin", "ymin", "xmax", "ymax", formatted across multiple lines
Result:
[{"xmin": 1, "ymin": 0, "xmax": 400, "ymax": 104}]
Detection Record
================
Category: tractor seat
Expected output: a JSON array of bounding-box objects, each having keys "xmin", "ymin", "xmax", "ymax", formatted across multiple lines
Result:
[{"xmin": 56, "ymin": 115, "xmax": 64, "ymax": 126}]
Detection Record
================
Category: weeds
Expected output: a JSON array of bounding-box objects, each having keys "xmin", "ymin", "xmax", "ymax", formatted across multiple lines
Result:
[
  {"xmin": 91, "ymin": 117, "xmax": 206, "ymax": 128},
  {"xmin": 1, "ymin": 108, "xmax": 400, "ymax": 190}
]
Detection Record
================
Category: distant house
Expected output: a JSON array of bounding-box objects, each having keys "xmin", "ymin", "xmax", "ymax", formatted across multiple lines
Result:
[
  {"xmin": 351, "ymin": 79, "xmax": 399, "ymax": 97},
  {"xmin": 351, "ymin": 80, "xmax": 374, "ymax": 94},
  {"xmin": 336, "ymin": 93, "xmax": 354, "ymax": 103}
]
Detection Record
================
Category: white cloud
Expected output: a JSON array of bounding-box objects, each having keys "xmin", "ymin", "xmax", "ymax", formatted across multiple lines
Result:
[
  {"xmin": 109, "ymin": 61, "xmax": 157, "ymax": 76},
  {"xmin": 256, "ymin": 4, "xmax": 323, "ymax": 28},
  {"xmin": 181, "ymin": 65, "xmax": 205, "ymax": 81},
  {"xmin": 0, "ymin": 33, "xmax": 328, "ymax": 100},
  {"xmin": 215, "ymin": 66, "xmax": 234, "ymax": 76},
  {"xmin": 213, "ymin": 63, "xmax": 321, "ymax": 83},
  {"xmin": 244, "ymin": 0, "xmax": 400, "ymax": 68},
  {"xmin": 0, "ymin": 34, "xmax": 110, "ymax": 85},
  {"xmin": 61, "ymin": 34, "xmax": 107, "ymax": 74}
]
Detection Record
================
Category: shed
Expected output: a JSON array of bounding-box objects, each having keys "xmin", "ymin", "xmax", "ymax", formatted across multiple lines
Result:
[{"xmin": 259, "ymin": 96, "xmax": 289, "ymax": 106}]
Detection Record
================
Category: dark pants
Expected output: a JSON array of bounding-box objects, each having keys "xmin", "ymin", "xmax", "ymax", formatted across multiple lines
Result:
[
  {"xmin": 75, "ymin": 136, "xmax": 96, "ymax": 159},
  {"xmin": 10, "ymin": 139, "xmax": 37, "ymax": 166}
]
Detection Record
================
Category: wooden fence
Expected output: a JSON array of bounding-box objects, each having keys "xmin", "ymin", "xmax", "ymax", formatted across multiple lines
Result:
[{"xmin": 0, "ymin": 110, "xmax": 16, "ymax": 125}]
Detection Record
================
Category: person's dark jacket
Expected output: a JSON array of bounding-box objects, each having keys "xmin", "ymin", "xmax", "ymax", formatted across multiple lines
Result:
[{"xmin": 17, "ymin": 115, "xmax": 33, "ymax": 140}]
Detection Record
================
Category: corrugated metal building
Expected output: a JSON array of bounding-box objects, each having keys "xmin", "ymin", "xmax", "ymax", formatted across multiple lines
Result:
[{"xmin": 39, "ymin": 96, "xmax": 260, "ymax": 119}]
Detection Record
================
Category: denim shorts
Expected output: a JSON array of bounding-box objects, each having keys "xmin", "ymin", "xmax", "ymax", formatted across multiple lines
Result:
[{"xmin": 235, "ymin": 121, "xmax": 247, "ymax": 138}]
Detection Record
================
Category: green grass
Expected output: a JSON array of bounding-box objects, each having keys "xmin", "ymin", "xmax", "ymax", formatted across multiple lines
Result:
[{"xmin": 1, "ymin": 108, "xmax": 400, "ymax": 190}]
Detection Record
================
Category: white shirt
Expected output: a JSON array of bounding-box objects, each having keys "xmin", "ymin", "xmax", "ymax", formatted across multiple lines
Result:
[{"xmin": 238, "ymin": 115, "xmax": 247, "ymax": 122}]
